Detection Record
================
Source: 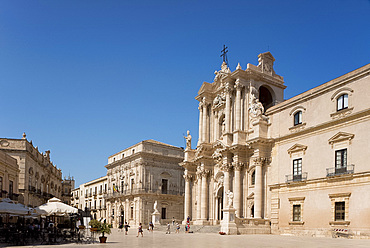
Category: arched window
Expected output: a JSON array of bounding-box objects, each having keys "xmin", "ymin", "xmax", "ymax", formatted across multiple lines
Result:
[
  {"xmin": 337, "ymin": 94, "xmax": 348, "ymax": 111},
  {"xmin": 259, "ymin": 86, "xmax": 274, "ymax": 111},
  {"xmin": 294, "ymin": 111, "xmax": 302, "ymax": 126},
  {"xmin": 251, "ymin": 170, "xmax": 255, "ymax": 185}
]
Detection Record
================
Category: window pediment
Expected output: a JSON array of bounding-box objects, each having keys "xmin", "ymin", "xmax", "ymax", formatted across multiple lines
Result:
[
  {"xmin": 328, "ymin": 132, "xmax": 354, "ymax": 146},
  {"xmin": 331, "ymin": 87, "xmax": 354, "ymax": 101},
  {"xmin": 287, "ymin": 144, "xmax": 307, "ymax": 157}
]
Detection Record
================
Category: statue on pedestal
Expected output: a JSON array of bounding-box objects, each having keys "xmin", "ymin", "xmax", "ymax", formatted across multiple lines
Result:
[
  {"xmin": 227, "ymin": 190, "xmax": 234, "ymax": 208},
  {"xmin": 184, "ymin": 130, "xmax": 192, "ymax": 150}
]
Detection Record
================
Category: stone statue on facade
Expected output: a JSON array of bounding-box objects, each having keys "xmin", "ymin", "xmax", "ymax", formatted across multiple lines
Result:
[
  {"xmin": 249, "ymin": 94, "xmax": 268, "ymax": 121},
  {"xmin": 214, "ymin": 62, "xmax": 231, "ymax": 82},
  {"xmin": 227, "ymin": 190, "xmax": 234, "ymax": 208},
  {"xmin": 153, "ymin": 200, "xmax": 159, "ymax": 214},
  {"xmin": 184, "ymin": 130, "xmax": 192, "ymax": 150}
]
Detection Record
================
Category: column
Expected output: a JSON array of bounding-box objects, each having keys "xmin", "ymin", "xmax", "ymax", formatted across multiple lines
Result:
[
  {"xmin": 198, "ymin": 103, "xmax": 203, "ymax": 144},
  {"xmin": 196, "ymin": 174, "xmax": 202, "ymax": 220},
  {"xmin": 234, "ymin": 163, "xmax": 242, "ymax": 217},
  {"xmin": 254, "ymin": 158, "xmax": 263, "ymax": 219},
  {"xmin": 214, "ymin": 111, "xmax": 218, "ymax": 140},
  {"xmin": 202, "ymin": 101, "xmax": 207, "ymax": 142},
  {"xmin": 235, "ymin": 80, "xmax": 242, "ymax": 131},
  {"xmin": 225, "ymin": 84, "xmax": 231, "ymax": 133},
  {"xmin": 184, "ymin": 174, "xmax": 192, "ymax": 221},
  {"xmin": 200, "ymin": 170, "xmax": 209, "ymax": 220}
]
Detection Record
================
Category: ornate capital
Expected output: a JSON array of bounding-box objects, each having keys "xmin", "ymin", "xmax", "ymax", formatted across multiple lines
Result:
[
  {"xmin": 183, "ymin": 174, "xmax": 193, "ymax": 182},
  {"xmin": 252, "ymin": 157, "xmax": 271, "ymax": 166},
  {"xmin": 201, "ymin": 169, "xmax": 210, "ymax": 178},
  {"xmin": 234, "ymin": 79, "xmax": 243, "ymax": 90},
  {"xmin": 233, "ymin": 162, "xmax": 244, "ymax": 171},
  {"xmin": 221, "ymin": 163, "xmax": 232, "ymax": 172}
]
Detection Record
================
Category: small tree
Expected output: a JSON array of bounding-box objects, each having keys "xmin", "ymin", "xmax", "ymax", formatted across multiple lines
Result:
[{"xmin": 99, "ymin": 223, "xmax": 111, "ymax": 237}]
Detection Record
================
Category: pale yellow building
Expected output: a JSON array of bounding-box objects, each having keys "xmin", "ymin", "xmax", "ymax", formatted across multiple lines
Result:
[
  {"xmin": 71, "ymin": 176, "xmax": 108, "ymax": 220},
  {"xmin": 105, "ymin": 140, "xmax": 184, "ymax": 227},
  {"xmin": 0, "ymin": 150, "xmax": 19, "ymax": 200},
  {"xmin": 0, "ymin": 133, "xmax": 63, "ymax": 207},
  {"xmin": 181, "ymin": 52, "xmax": 370, "ymax": 237}
]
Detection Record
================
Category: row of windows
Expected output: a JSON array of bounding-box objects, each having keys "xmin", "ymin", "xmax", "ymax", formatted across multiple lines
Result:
[
  {"xmin": 293, "ymin": 94, "xmax": 349, "ymax": 126},
  {"xmin": 290, "ymin": 148, "xmax": 348, "ymax": 180},
  {"xmin": 292, "ymin": 201, "xmax": 345, "ymax": 222}
]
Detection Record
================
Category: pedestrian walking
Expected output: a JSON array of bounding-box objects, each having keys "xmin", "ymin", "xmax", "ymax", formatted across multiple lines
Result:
[
  {"xmin": 148, "ymin": 221, "xmax": 154, "ymax": 232},
  {"xmin": 176, "ymin": 223, "xmax": 180, "ymax": 233},
  {"xmin": 172, "ymin": 217, "xmax": 175, "ymax": 226},
  {"xmin": 137, "ymin": 223, "xmax": 143, "ymax": 237},
  {"xmin": 186, "ymin": 223, "xmax": 190, "ymax": 233},
  {"xmin": 166, "ymin": 222, "xmax": 171, "ymax": 234},
  {"xmin": 124, "ymin": 222, "xmax": 130, "ymax": 235}
]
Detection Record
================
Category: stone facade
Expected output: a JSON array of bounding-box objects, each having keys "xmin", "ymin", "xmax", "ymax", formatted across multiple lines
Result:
[
  {"xmin": 71, "ymin": 176, "xmax": 107, "ymax": 221},
  {"xmin": 181, "ymin": 52, "xmax": 370, "ymax": 237},
  {"xmin": 105, "ymin": 140, "xmax": 184, "ymax": 228},
  {"xmin": 0, "ymin": 133, "xmax": 63, "ymax": 207},
  {"xmin": 0, "ymin": 150, "xmax": 19, "ymax": 200},
  {"xmin": 61, "ymin": 176, "xmax": 75, "ymax": 205}
]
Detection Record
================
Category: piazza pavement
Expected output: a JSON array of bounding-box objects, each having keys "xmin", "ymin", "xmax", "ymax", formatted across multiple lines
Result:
[{"xmin": 3, "ymin": 228, "xmax": 370, "ymax": 248}]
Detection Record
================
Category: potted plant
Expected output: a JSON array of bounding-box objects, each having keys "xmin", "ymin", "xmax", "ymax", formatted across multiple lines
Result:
[
  {"xmin": 97, "ymin": 223, "xmax": 111, "ymax": 243},
  {"xmin": 89, "ymin": 219, "xmax": 100, "ymax": 232}
]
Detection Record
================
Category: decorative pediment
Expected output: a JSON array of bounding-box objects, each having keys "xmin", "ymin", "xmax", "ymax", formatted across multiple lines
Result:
[
  {"xmin": 287, "ymin": 144, "xmax": 307, "ymax": 157},
  {"xmin": 328, "ymin": 132, "xmax": 354, "ymax": 146},
  {"xmin": 198, "ymin": 82, "xmax": 213, "ymax": 95}
]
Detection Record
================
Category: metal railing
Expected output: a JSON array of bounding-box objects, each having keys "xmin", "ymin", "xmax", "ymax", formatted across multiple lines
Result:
[
  {"xmin": 326, "ymin": 164, "xmax": 354, "ymax": 177},
  {"xmin": 285, "ymin": 172, "xmax": 308, "ymax": 183},
  {"xmin": 104, "ymin": 187, "xmax": 184, "ymax": 199}
]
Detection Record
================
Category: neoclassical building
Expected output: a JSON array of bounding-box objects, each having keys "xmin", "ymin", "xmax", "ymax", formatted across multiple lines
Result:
[
  {"xmin": 71, "ymin": 176, "xmax": 108, "ymax": 220},
  {"xmin": 104, "ymin": 140, "xmax": 184, "ymax": 227},
  {"xmin": 0, "ymin": 150, "xmax": 19, "ymax": 200},
  {"xmin": 0, "ymin": 133, "xmax": 64, "ymax": 207},
  {"xmin": 181, "ymin": 52, "xmax": 370, "ymax": 237}
]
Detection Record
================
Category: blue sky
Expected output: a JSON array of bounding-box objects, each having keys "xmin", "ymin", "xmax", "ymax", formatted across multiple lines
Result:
[{"xmin": 1, "ymin": 0, "xmax": 369, "ymax": 186}]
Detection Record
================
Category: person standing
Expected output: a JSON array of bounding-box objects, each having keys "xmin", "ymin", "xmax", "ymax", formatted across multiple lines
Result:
[
  {"xmin": 175, "ymin": 223, "xmax": 180, "ymax": 233},
  {"xmin": 172, "ymin": 217, "xmax": 175, "ymax": 226},
  {"xmin": 137, "ymin": 223, "xmax": 143, "ymax": 237},
  {"xmin": 166, "ymin": 223, "xmax": 171, "ymax": 234},
  {"xmin": 124, "ymin": 222, "xmax": 130, "ymax": 235}
]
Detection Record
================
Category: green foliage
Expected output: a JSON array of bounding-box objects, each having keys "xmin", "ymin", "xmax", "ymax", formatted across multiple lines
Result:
[
  {"xmin": 99, "ymin": 223, "xmax": 111, "ymax": 237},
  {"xmin": 89, "ymin": 219, "xmax": 101, "ymax": 228},
  {"xmin": 88, "ymin": 219, "xmax": 111, "ymax": 237}
]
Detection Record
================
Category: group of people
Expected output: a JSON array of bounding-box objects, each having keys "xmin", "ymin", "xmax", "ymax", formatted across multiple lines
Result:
[{"xmin": 119, "ymin": 216, "xmax": 192, "ymax": 236}]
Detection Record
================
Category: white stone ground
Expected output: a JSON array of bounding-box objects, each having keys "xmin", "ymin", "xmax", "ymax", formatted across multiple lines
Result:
[{"xmin": 5, "ymin": 228, "xmax": 370, "ymax": 248}]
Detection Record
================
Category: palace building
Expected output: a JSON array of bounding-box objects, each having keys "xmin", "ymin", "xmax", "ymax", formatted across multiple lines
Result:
[
  {"xmin": 104, "ymin": 140, "xmax": 184, "ymax": 227},
  {"xmin": 180, "ymin": 52, "xmax": 370, "ymax": 237}
]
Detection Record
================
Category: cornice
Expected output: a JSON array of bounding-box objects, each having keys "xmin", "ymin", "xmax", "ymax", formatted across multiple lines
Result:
[{"xmin": 275, "ymin": 108, "xmax": 370, "ymax": 144}]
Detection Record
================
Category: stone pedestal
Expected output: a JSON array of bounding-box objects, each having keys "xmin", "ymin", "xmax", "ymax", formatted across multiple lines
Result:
[
  {"xmin": 220, "ymin": 207, "xmax": 238, "ymax": 235},
  {"xmin": 152, "ymin": 210, "xmax": 161, "ymax": 226}
]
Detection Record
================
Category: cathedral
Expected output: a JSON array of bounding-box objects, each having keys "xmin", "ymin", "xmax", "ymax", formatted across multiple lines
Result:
[{"xmin": 180, "ymin": 52, "xmax": 370, "ymax": 237}]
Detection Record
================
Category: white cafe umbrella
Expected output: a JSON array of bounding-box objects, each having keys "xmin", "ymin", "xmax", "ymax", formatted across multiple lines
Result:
[
  {"xmin": 0, "ymin": 198, "xmax": 30, "ymax": 215},
  {"xmin": 35, "ymin": 197, "xmax": 78, "ymax": 216}
]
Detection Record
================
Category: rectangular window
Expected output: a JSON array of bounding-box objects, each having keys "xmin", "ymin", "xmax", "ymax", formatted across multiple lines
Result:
[
  {"xmin": 161, "ymin": 207, "xmax": 166, "ymax": 219},
  {"xmin": 335, "ymin": 149, "xmax": 347, "ymax": 175},
  {"xmin": 131, "ymin": 179, "xmax": 134, "ymax": 190},
  {"xmin": 130, "ymin": 207, "xmax": 134, "ymax": 219},
  {"xmin": 294, "ymin": 111, "xmax": 302, "ymax": 126},
  {"xmin": 293, "ymin": 158, "xmax": 302, "ymax": 180},
  {"xmin": 337, "ymin": 94, "xmax": 348, "ymax": 111},
  {"xmin": 335, "ymin": 202, "xmax": 345, "ymax": 221},
  {"xmin": 161, "ymin": 179, "xmax": 168, "ymax": 194},
  {"xmin": 293, "ymin": 204, "xmax": 301, "ymax": 221},
  {"xmin": 9, "ymin": 181, "xmax": 13, "ymax": 196}
]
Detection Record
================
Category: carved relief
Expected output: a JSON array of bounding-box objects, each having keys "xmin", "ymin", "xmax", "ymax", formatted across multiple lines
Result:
[
  {"xmin": 212, "ymin": 93, "xmax": 226, "ymax": 109},
  {"xmin": 214, "ymin": 61, "xmax": 231, "ymax": 82}
]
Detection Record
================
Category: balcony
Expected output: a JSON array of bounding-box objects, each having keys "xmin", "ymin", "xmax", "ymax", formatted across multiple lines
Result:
[
  {"xmin": 326, "ymin": 164, "xmax": 354, "ymax": 177},
  {"xmin": 285, "ymin": 172, "xmax": 308, "ymax": 183},
  {"xmin": 103, "ymin": 187, "xmax": 184, "ymax": 199}
]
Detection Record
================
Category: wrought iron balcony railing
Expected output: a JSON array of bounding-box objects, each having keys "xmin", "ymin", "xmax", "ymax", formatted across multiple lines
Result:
[
  {"xmin": 104, "ymin": 187, "xmax": 184, "ymax": 199},
  {"xmin": 326, "ymin": 164, "xmax": 354, "ymax": 177},
  {"xmin": 285, "ymin": 172, "xmax": 308, "ymax": 183}
]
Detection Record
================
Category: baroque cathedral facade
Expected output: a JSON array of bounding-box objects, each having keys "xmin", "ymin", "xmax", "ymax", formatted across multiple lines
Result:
[{"xmin": 181, "ymin": 52, "xmax": 370, "ymax": 237}]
